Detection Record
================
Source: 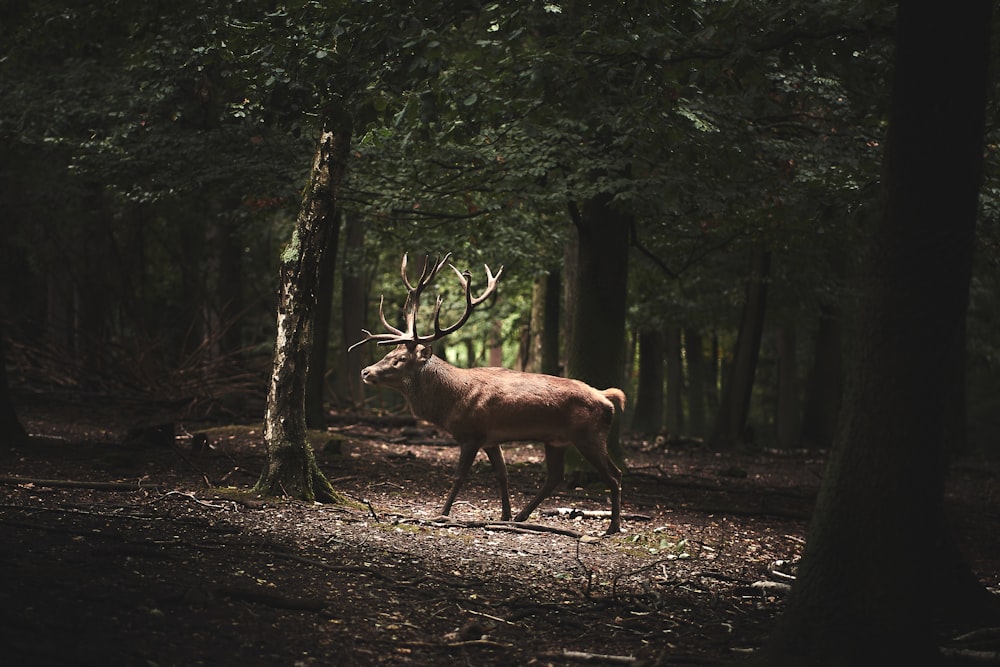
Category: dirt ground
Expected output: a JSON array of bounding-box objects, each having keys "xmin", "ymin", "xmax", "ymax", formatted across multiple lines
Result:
[{"xmin": 2, "ymin": 403, "xmax": 998, "ymax": 666}]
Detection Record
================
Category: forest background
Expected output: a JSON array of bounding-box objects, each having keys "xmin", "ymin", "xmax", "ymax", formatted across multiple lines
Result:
[{"xmin": 2, "ymin": 0, "xmax": 999, "ymax": 456}]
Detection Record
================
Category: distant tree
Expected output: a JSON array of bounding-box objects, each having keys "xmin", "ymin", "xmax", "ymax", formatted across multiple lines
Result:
[
  {"xmin": 761, "ymin": 2, "xmax": 996, "ymax": 664},
  {"xmin": 709, "ymin": 246, "xmax": 770, "ymax": 449},
  {"xmin": 0, "ymin": 329, "xmax": 27, "ymax": 448}
]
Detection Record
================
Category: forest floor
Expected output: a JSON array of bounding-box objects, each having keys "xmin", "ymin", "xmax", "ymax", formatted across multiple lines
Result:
[{"xmin": 1, "ymin": 401, "xmax": 999, "ymax": 666}]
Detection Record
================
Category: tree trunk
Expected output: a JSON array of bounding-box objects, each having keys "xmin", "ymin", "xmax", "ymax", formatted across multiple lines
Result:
[
  {"xmin": 0, "ymin": 330, "xmax": 27, "ymax": 448},
  {"xmin": 775, "ymin": 324, "xmax": 800, "ymax": 449},
  {"xmin": 799, "ymin": 303, "xmax": 843, "ymax": 450},
  {"xmin": 541, "ymin": 269, "xmax": 562, "ymax": 377},
  {"xmin": 256, "ymin": 109, "xmax": 353, "ymax": 504},
  {"xmin": 565, "ymin": 195, "xmax": 629, "ymax": 464},
  {"xmin": 631, "ymin": 329, "xmax": 664, "ymax": 435},
  {"xmin": 684, "ymin": 328, "xmax": 707, "ymax": 438},
  {"xmin": 305, "ymin": 208, "xmax": 342, "ymax": 429},
  {"xmin": 562, "ymin": 237, "xmax": 578, "ymax": 375},
  {"xmin": 708, "ymin": 246, "xmax": 770, "ymax": 449},
  {"xmin": 340, "ymin": 212, "xmax": 367, "ymax": 409},
  {"xmin": 763, "ymin": 3, "xmax": 994, "ymax": 663},
  {"xmin": 665, "ymin": 327, "xmax": 684, "ymax": 436}
]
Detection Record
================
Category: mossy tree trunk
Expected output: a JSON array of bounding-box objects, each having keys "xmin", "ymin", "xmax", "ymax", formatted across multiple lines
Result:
[{"xmin": 256, "ymin": 108, "xmax": 352, "ymax": 504}]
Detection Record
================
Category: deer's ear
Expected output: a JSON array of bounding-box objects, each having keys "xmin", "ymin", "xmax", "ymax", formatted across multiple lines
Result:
[{"xmin": 416, "ymin": 344, "xmax": 433, "ymax": 361}]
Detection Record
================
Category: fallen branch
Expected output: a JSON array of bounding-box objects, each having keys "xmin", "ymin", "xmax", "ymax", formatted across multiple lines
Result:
[
  {"xmin": 0, "ymin": 475, "xmax": 160, "ymax": 492},
  {"xmin": 156, "ymin": 490, "xmax": 232, "ymax": 510},
  {"xmin": 541, "ymin": 507, "xmax": 653, "ymax": 522},
  {"xmin": 543, "ymin": 649, "xmax": 637, "ymax": 664},
  {"xmin": 417, "ymin": 517, "xmax": 585, "ymax": 539}
]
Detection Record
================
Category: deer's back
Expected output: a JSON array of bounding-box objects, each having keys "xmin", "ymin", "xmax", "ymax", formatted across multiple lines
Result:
[{"xmin": 423, "ymin": 366, "xmax": 616, "ymax": 445}]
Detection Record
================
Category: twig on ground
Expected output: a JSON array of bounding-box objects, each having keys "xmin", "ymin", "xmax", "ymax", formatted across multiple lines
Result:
[{"xmin": 157, "ymin": 490, "xmax": 232, "ymax": 510}]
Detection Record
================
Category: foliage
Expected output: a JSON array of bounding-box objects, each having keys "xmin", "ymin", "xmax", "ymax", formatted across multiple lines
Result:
[{"xmin": 2, "ymin": 0, "xmax": 998, "ymax": 433}]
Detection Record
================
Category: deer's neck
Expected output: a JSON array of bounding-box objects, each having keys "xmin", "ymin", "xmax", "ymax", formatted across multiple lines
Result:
[{"xmin": 405, "ymin": 355, "xmax": 466, "ymax": 426}]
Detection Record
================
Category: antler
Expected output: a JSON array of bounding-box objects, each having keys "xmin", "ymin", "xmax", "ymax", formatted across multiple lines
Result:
[{"xmin": 348, "ymin": 253, "xmax": 503, "ymax": 351}]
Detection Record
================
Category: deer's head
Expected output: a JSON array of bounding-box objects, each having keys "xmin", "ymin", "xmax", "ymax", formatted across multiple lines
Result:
[
  {"xmin": 360, "ymin": 343, "xmax": 433, "ymax": 389},
  {"xmin": 351, "ymin": 253, "xmax": 503, "ymax": 385}
]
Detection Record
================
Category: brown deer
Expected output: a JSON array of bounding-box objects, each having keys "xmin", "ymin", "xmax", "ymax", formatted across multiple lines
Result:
[{"xmin": 350, "ymin": 254, "xmax": 625, "ymax": 534}]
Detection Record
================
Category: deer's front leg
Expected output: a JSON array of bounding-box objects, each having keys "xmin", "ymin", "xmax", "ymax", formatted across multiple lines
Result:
[
  {"xmin": 440, "ymin": 442, "xmax": 479, "ymax": 518},
  {"xmin": 483, "ymin": 446, "xmax": 512, "ymax": 521}
]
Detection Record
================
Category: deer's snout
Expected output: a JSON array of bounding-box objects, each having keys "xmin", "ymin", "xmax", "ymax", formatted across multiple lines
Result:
[{"xmin": 360, "ymin": 366, "xmax": 374, "ymax": 385}]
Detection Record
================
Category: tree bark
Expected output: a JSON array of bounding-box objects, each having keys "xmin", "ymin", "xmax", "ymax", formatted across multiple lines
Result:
[
  {"xmin": 305, "ymin": 208, "xmax": 341, "ymax": 429},
  {"xmin": 256, "ymin": 108, "xmax": 353, "ymax": 504},
  {"xmin": 762, "ymin": 3, "xmax": 994, "ymax": 663},
  {"xmin": 708, "ymin": 246, "xmax": 770, "ymax": 449},
  {"xmin": 630, "ymin": 329, "xmax": 664, "ymax": 435}
]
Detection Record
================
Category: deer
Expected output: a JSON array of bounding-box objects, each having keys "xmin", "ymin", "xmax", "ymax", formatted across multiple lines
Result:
[{"xmin": 349, "ymin": 253, "xmax": 625, "ymax": 535}]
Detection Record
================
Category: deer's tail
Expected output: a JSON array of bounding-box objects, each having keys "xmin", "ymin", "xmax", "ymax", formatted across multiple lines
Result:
[{"xmin": 602, "ymin": 388, "xmax": 627, "ymax": 414}]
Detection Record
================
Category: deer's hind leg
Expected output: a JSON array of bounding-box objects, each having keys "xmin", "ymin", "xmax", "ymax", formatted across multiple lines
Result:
[{"xmin": 574, "ymin": 437, "xmax": 623, "ymax": 534}]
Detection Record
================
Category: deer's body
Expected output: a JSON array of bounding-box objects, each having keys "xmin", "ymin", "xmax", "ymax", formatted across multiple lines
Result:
[{"xmin": 362, "ymin": 344, "xmax": 625, "ymax": 534}]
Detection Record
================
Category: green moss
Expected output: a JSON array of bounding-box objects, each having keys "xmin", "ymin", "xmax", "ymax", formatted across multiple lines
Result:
[{"xmin": 280, "ymin": 228, "xmax": 301, "ymax": 264}]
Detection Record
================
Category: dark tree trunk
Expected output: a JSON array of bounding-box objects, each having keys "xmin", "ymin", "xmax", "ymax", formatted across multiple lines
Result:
[
  {"xmin": 0, "ymin": 331, "xmax": 27, "ymax": 448},
  {"xmin": 799, "ymin": 302, "xmax": 843, "ymax": 450},
  {"xmin": 340, "ymin": 212, "xmax": 367, "ymax": 409},
  {"xmin": 631, "ymin": 329, "xmax": 664, "ymax": 435},
  {"xmin": 566, "ymin": 195, "xmax": 629, "ymax": 462},
  {"xmin": 305, "ymin": 209, "xmax": 342, "ymax": 429},
  {"xmin": 256, "ymin": 109, "xmax": 353, "ymax": 504},
  {"xmin": 665, "ymin": 327, "xmax": 684, "ymax": 436},
  {"xmin": 763, "ymin": 3, "xmax": 994, "ymax": 663},
  {"xmin": 775, "ymin": 324, "xmax": 800, "ymax": 449},
  {"xmin": 540, "ymin": 269, "xmax": 562, "ymax": 377},
  {"xmin": 684, "ymin": 328, "xmax": 707, "ymax": 437},
  {"xmin": 709, "ymin": 246, "xmax": 770, "ymax": 449}
]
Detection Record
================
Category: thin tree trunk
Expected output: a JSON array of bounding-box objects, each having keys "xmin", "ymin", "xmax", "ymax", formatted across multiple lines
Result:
[
  {"xmin": 340, "ymin": 212, "xmax": 367, "ymax": 409},
  {"xmin": 684, "ymin": 328, "xmax": 707, "ymax": 438},
  {"xmin": 775, "ymin": 324, "xmax": 800, "ymax": 449},
  {"xmin": 562, "ymin": 237, "xmax": 578, "ymax": 376},
  {"xmin": 0, "ymin": 328, "xmax": 27, "ymax": 448},
  {"xmin": 256, "ymin": 110, "xmax": 353, "ymax": 504},
  {"xmin": 541, "ymin": 269, "xmax": 561, "ymax": 377},
  {"xmin": 524, "ymin": 277, "xmax": 545, "ymax": 372},
  {"xmin": 631, "ymin": 329, "xmax": 664, "ymax": 435},
  {"xmin": 763, "ymin": 3, "xmax": 994, "ymax": 662},
  {"xmin": 709, "ymin": 246, "xmax": 770, "ymax": 449},
  {"xmin": 665, "ymin": 327, "xmax": 684, "ymax": 436},
  {"xmin": 799, "ymin": 303, "xmax": 843, "ymax": 450}
]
